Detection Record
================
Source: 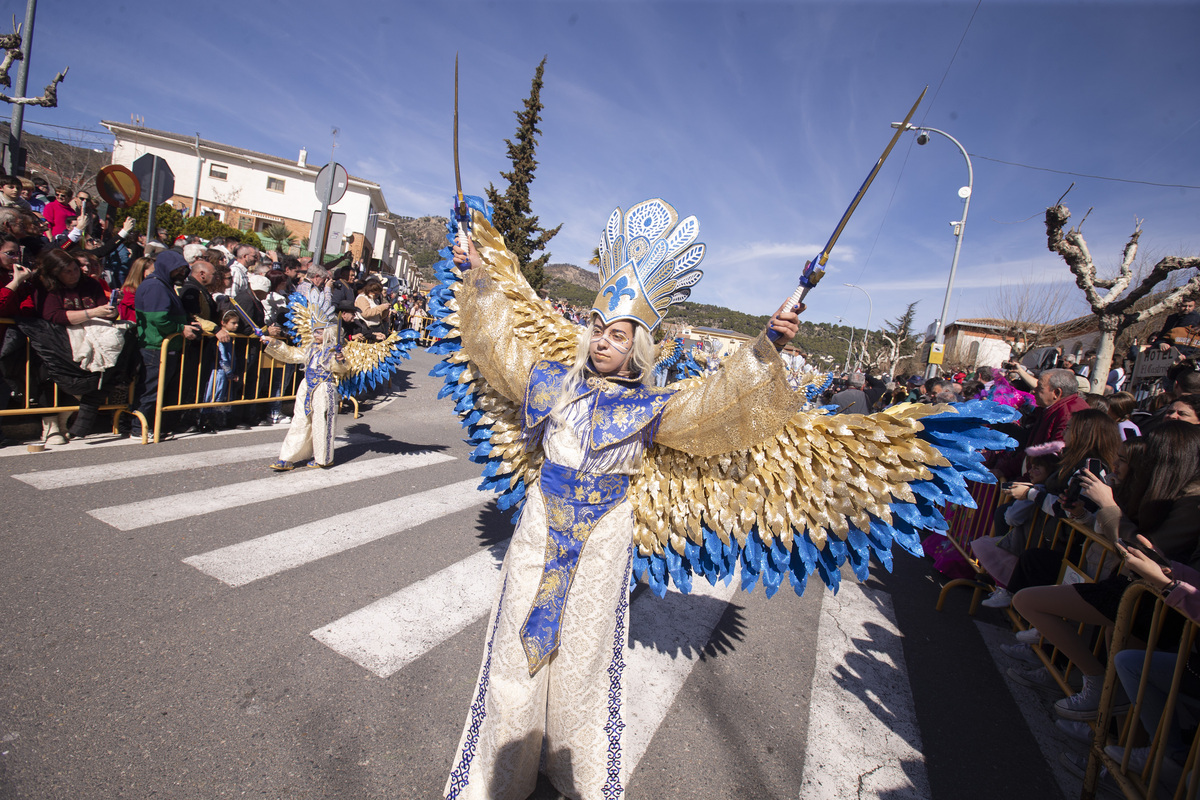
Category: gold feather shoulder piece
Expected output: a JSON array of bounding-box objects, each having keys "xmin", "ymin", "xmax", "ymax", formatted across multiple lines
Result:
[{"xmin": 629, "ymin": 397, "xmax": 1022, "ymax": 598}]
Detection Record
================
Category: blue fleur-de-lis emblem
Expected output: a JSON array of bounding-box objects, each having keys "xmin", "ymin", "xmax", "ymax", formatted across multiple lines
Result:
[{"xmin": 604, "ymin": 276, "xmax": 636, "ymax": 311}]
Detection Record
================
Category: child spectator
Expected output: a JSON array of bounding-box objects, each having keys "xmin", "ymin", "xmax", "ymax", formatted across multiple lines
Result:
[
  {"xmin": 975, "ymin": 453, "xmax": 1061, "ymax": 608},
  {"xmin": 200, "ymin": 311, "xmax": 240, "ymax": 431}
]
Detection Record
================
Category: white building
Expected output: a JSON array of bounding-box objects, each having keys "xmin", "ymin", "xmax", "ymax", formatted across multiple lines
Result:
[
  {"xmin": 101, "ymin": 121, "xmax": 403, "ymax": 274},
  {"xmin": 940, "ymin": 318, "xmax": 1024, "ymax": 369}
]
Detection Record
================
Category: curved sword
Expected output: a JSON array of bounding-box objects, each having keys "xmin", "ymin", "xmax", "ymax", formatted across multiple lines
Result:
[
  {"xmin": 768, "ymin": 86, "xmax": 928, "ymax": 342},
  {"xmin": 453, "ymin": 54, "xmax": 472, "ymax": 265}
]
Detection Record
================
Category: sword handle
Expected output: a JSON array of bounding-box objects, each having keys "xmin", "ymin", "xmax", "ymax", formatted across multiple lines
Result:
[
  {"xmin": 767, "ymin": 262, "xmax": 822, "ymax": 342},
  {"xmin": 454, "ymin": 202, "xmax": 472, "ymax": 269}
]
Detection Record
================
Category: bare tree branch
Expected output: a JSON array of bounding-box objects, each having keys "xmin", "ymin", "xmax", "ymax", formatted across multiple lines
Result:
[
  {"xmin": 1046, "ymin": 201, "xmax": 1200, "ymax": 392},
  {"xmin": 0, "ymin": 22, "xmax": 67, "ymax": 108}
]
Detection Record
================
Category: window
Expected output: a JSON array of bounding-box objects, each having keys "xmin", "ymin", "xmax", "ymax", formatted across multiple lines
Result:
[
  {"xmin": 266, "ymin": 176, "xmax": 285, "ymax": 192},
  {"xmin": 209, "ymin": 164, "xmax": 228, "ymax": 180}
]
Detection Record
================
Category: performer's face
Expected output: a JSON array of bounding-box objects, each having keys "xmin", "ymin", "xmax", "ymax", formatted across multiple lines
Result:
[{"xmin": 589, "ymin": 318, "xmax": 635, "ymax": 376}]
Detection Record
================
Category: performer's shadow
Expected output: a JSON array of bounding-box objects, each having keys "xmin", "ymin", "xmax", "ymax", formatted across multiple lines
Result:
[
  {"xmin": 628, "ymin": 584, "xmax": 747, "ymax": 659},
  {"xmin": 337, "ymin": 423, "xmax": 449, "ymax": 458},
  {"xmin": 384, "ymin": 366, "xmax": 414, "ymax": 394},
  {"xmin": 830, "ymin": 619, "xmax": 923, "ymax": 752}
]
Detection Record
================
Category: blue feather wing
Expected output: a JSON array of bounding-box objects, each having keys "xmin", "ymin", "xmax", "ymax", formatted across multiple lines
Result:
[{"xmin": 628, "ymin": 401, "xmax": 1019, "ymax": 598}]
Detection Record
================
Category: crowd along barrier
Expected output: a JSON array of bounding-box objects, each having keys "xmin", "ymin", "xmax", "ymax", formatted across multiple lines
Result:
[
  {"xmin": 1001, "ymin": 508, "xmax": 1122, "ymax": 697},
  {"xmin": 1086, "ymin": 583, "xmax": 1200, "ymax": 800},
  {"xmin": 0, "ymin": 316, "xmax": 134, "ymax": 441},
  {"xmin": 147, "ymin": 330, "xmax": 305, "ymax": 444}
]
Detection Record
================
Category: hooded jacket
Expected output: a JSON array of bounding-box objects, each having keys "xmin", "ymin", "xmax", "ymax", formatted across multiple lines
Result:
[{"xmin": 135, "ymin": 252, "xmax": 188, "ymax": 351}]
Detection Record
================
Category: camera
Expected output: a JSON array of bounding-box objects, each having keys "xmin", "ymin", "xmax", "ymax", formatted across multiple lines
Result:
[
  {"xmin": 916, "ymin": 132, "xmax": 930, "ymax": 146},
  {"xmin": 1064, "ymin": 458, "xmax": 1103, "ymax": 512}
]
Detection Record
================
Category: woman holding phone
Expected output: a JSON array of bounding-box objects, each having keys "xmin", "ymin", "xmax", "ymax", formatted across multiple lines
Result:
[{"xmin": 1011, "ymin": 421, "xmax": 1200, "ymax": 720}]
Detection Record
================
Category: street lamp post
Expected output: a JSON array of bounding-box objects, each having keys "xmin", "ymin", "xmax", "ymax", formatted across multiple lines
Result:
[
  {"xmin": 891, "ymin": 122, "xmax": 973, "ymax": 379},
  {"xmin": 843, "ymin": 283, "xmax": 873, "ymax": 373},
  {"xmin": 836, "ymin": 335, "xmax": 854, "ymax": 374}
]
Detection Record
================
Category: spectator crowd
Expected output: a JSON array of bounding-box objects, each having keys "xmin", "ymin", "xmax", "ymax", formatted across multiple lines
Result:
[{"xmin": 0, "ymin": 177, "xmax": 428, "ymax": 446}]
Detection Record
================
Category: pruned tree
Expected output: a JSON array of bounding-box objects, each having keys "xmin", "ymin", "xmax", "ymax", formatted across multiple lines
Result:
[
  {"xmin": 486, "ymin": 56, "xmax": 561, "ymax": 294},
  {"xmin": 1046, "ymin": 201, "xmax": 1200, "ymax": 392},
  {"xmin": 987, "ymin": 268, "xmax": 1075, "ymax": 358},
  {"xmin": 0, "ymin": 23, "xmax": 68, "ymax": 107},
  {"xmin": 874, "ymin": 301, "xmax": 920, "ymax": 377}
]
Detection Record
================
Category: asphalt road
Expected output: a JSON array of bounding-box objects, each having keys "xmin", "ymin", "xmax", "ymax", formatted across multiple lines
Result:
[{"xmin": 0, "ymin": 348, "xmax": 1075, "ymax": 800}]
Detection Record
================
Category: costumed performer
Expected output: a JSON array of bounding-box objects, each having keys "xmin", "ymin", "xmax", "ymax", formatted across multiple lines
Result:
[
  {"xmin": 262, "ymin": 301, "xmax": 349, "ymax": 471},
  {"xmin": 443, "ymin": 199, "xmax": 803, "ymax": 800}
]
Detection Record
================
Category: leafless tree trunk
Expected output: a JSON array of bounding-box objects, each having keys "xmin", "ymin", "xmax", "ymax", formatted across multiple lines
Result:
[
  {"xmin": 0, "ymin": 26, "xmax": 68, "ymax": 108},
  {"xmin": 1046, "ymin": 202, "xmax": 1200, "ymax": 392},
  {"xmin": 987, "ymin": 268, "xmax": 1075, "ymax": 358}
]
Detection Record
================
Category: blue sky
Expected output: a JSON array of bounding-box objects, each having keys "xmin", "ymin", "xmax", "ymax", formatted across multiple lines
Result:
[{"xmin": 17, "ymin": 0, "xmax": 1200, "ymax": 334}]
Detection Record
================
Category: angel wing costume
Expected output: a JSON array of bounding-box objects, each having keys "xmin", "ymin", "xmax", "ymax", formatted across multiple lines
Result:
[
  {"xmin": 265, "ymin": 293, "xmax": 417, "ymax": 470},
  {"xmin": 435, "ymin": 198, "xmax": 1018, "ymax": 800}
]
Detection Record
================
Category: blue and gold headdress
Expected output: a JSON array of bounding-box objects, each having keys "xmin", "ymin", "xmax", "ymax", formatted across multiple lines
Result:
[{"xmin": 592, "ymin": 199, "xmax": 705, "ymax": 333}]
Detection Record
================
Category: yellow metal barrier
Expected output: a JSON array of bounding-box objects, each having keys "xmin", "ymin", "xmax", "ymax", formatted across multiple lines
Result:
[
  {"xmin": 0, "ymin": 316, "xmax": 139, "ymax": 441},
  {"xmin": 1001, "ymin": 511, "xmax": 1122, "ymax": 696},
  {"xmin": 1086, "ymin": 583, "xmax": 1200, "ymax": 800},
  {"xmin": 149, "ymin": 330, "xmax": 303, "ymax": 444}
]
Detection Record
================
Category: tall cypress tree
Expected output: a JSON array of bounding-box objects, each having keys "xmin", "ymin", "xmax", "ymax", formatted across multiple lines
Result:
[{"xmin": 486, "ymin": 56, "xmax": 562, "ymax": 294}]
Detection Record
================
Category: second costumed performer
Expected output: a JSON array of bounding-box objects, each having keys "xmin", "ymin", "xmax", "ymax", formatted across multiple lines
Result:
[
  {"xmin": 262, "ymin": 302, "xmax": 349, "ymax": 471},
  {"xmin": 436, "ymin": 198, "xmax": 1018, "ymax": 800},
  {"xmin": 259, "ymin": 291, "xmax": 418, "ymax": 472}
]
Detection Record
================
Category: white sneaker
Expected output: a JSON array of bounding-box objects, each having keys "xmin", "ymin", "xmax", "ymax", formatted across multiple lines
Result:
[
  {"xmin": 1015, "ymin": 627, "xmax": 1041, "ymax": 644},
  {"xmin": 1007, "ymin": 665, "xmax": 1062, "ymax": 695},
  {"xmin": 1055, "ymin": 675, "xmax": 1130, "ymax": 721},
  {"xmin": 1103, "ymin": 744, "xmax": 1184, "ymax": 787},
  {"xmin": 999, "ymin": 642, "xmax": 1041, "ymax": 664},
  {"xmin": 41, "ymin": 416, "xmax": 68, "ymax": 446},
  {"xmin": 1055, "ymin": 719, "xmax": 1094, "ymax": 744},
  {"xmin": 981, "ymin": 588, "xmax": 1012, "ymax": 608},
  {"xmin": 276, "ymin": 416, "xmax": 291, "ymax": 424}
]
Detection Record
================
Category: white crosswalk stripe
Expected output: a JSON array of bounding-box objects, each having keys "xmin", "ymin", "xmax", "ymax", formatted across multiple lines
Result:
[
  {"xmin": 311, "ymin": 542, "xmax": 510, "ymax": 677},
  {"xmin": 11, "ymin": 434, "xmax": 377, "ymax": 489},
  {"xmin": 88, "ymin": 450, "xmax": 455, "ymax": 530},
  {"xmin": 184, "ymin": 478, "xmax": 492, "ymax": 586},
  {"xmin": 624, "ymin": 577, "xmax": 739, "ymax": 772}
]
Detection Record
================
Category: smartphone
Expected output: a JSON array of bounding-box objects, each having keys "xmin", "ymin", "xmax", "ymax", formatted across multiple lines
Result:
[
  {"xmin": 1000, "ymin": 482, "xmax": 1015, "ymax": 491},
  {"xmin": 109, "ymin": 288, "xmax": 120, "ymax": 307},
  {"xmin": 1083, "ymin": 458, "xmax": 1102, "ymax": 475},
  {"xmin": 1120, "ymin": 538, "xmax": 1171, "ymax": 569}
]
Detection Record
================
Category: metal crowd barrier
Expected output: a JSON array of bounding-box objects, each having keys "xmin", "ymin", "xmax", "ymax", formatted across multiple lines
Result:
[
  {"xmin": 935, "ymin": 479, "xmax": 1004, "ymax": 613},
  {"xmin": 1001, "ymin": 509, "xmax": 1122, "ymax": 697},
  {"xmin": 1087, "ymin": 583, "xmax": 1200, "ymax": 800},
  {"xmin": 0, "ymin": 316, "xmax": 134, "ymax": 438},
  {"xmin": 148, "ymin": 330, "xmax": 303, "ymax": 444}
]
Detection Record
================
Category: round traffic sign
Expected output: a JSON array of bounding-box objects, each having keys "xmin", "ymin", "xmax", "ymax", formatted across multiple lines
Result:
[
  {"xmin": 96, "ymin": 165, "xmax": 142, "ymax": 208},
  {"xmin": 315, "ymin": 162, "xmax": 348, "ymax": 205}
]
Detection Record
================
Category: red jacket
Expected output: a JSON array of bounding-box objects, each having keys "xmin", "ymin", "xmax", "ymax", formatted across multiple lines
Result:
[{"xmin": 1028, "ymin": 393, "xmax": 1091, "ymax": 450}]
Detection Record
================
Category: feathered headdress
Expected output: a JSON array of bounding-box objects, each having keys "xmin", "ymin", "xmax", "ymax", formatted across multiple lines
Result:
[{"xmin": 592, "ymin": 199, "xmax": 705, "ymax": 333}]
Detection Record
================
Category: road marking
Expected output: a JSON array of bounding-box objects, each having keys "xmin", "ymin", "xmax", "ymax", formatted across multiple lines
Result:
[
  {"xmin": 11, "ymin": 434, "xmax": 382, "ymax": 489},
  {"xmin": 800, "ymin": 582, "xmax": 930, "ymax": 799},
  {"xmin": 184, "ymin": 478, "xmax": 492, "ymax": 587},
  {"xmin": 88, "ymin": 451, "xmax": 456, "ymax": 531},
  {"xmin": 624, "ymin": 576, "xmax": 739, "ymax": 773},
  {"xmin": 311, "ymin": 542, "xmax": 510, "ymax": 678},
  {"xmin": 0, "ymin": 420, "xmax": 287, "ymax": 459}
]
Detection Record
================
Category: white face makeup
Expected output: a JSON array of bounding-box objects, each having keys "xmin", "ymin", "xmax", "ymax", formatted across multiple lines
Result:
[{"xmin": 588, "ymin": 318, "xmax": 635, "ymax": 376}]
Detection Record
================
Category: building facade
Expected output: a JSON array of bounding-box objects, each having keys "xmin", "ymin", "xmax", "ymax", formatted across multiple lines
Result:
[{"xmin": 101, "ymin": 121, "xmax": 402, "ymax": 274}]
